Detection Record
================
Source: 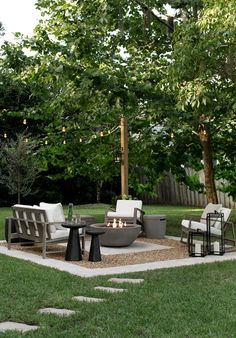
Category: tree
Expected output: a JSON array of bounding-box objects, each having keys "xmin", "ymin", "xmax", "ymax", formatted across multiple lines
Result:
[
  {"xmin": 19, "ymin": 0, "xmax": 173, "ymax": 196},
  {"xmin": 1, "ymin": 0, "xmax": 235, "ymax": 204},
  {"xmin": 168, "ymin": 0, "xmax": 236, "ymax": 203},
  {"xmin": 0, "ymin": 133, "xmax": 39, "ymax": 203}
]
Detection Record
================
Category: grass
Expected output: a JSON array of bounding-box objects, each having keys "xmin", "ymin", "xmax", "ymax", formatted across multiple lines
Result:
[
  {"xmin": 0, "ymin": 204, "xmax": 236, "ymax": 337},
  {"xmin": 1, "ymin": 254, "xmax": 236, "ymax": 337}
]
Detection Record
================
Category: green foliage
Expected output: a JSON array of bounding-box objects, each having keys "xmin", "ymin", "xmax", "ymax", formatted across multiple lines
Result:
[
  {"xmin": 166, "ymin": 0, "xmax": 236, "ymax": 200},
  {"xmin": 0, "ymin": 0, "xmax": 236, "ymax": 201},
  {"xmin": 0, "ymin": 133, "xmax": 40, "ymax": 203}
]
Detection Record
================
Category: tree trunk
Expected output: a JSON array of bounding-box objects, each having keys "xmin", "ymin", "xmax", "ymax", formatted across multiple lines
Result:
[
  {"xmin": 192, "ymin": 4, "xmax": 198, "ymax": 20},
  {"xmin": 17, "ymin": 191, "xmax": 21, "ymax": 204},
  {"xmin": 96, "ymin": 181, "xmax": 103, "ymax": 203},
  {"xmin": 199, "ymin": 124, "xmax": 218, "ymax": 203}
]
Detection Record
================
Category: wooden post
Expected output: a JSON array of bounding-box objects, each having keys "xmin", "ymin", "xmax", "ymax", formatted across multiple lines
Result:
[{"xmin": 120, "ymin": 117, "xmax": 128, "ymax": 196}]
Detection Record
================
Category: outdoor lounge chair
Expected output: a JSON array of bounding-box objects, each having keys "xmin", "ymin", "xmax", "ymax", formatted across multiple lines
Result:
[
  {"xmin": 7, "ymin": 203, "xmax": 85, "ymax": 258},
  {"xmin": 104, "ymin": 199, "xmax": 145, "ymax": 226},
  {"xmin": 181, "ymin": 203, "xmax": 236, "ymax": 247}
]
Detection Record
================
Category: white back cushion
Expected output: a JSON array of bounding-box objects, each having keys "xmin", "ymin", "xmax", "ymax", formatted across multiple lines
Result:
[
  {"xmin": 39, "ymin": 202, "xmax": 65, "ymax": 230},
  {"xmin": 213, "ymin": 207, "xmax": 231, "ymax": 230},
  {"xmin": 33, "ymin": 204, "xmax": 56, "ymax": 233},
  {"xmin": 200, "ymin": 203, "xmax": 222, "ymax": 224},
  {"xmin": 116, "ymin": 200, "xmax": 142, "ymax": 214},
  {"xmin": 40, "ymin": 203, "xmax": 65, "ymax": 221},
  {"xmin": 13, "ymin": 204, "xmax": 33, "ymax": 208}
]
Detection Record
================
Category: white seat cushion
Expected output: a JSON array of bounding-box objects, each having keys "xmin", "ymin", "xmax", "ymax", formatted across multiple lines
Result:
[
  {"xmin": 50, "ymin": 227, "xmax": 83, "ymax": 239},
  {"xmin": 182, "ymin": 219, "xmax": 221, "ymax": 236},
  {"xmin": 50, "ymin": 229, "xmax": 69, "ymax": 239}
]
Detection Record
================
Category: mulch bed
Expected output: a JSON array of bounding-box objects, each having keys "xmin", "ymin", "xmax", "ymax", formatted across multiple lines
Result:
[{"xmin": 1, "ymin": 236, "xmax": 189, "ymax": 269}]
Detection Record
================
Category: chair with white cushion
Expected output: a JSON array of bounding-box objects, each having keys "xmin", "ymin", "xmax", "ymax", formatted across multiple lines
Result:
[
  {"xmin": 8, "ymin": 203, "xmax": 85, "ymax": 258},
  {"xmin": 39, "ymin": 202, "xmax": 85, "ymax": 252},
  {"xmin": 181, "ymin": 203, "xmax": 235, "ymax": 247},
  {"xmin": 104, "ymin": 200, "xmax": 145, "ymax": 226}
]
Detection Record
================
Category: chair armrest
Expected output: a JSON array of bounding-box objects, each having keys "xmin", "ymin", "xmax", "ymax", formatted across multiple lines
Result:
[
  {"xmin": 136, "ymin": 208, "xmax": 145, "ymax": 215},
  {"xmin": 223, "ymin": 220, "xmax": 234, "ymax": 230},
  {"xmin": 133, "ymin": 208, "xmax": 145, "ymax": 223},
  {"xmin": 181, "ymin": 215, "xmax": 202, "ymax": 230}
]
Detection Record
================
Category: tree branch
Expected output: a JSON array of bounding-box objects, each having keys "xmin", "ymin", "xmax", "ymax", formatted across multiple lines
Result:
[{"xmin": 134, "ymin": 0, "xmax": 174, "ymax": 32}]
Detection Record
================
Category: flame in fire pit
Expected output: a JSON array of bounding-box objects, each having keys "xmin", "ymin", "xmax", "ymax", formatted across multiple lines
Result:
[{"xmin": 107, "ymin": 218, "xmax": 127, "ymax": 228}]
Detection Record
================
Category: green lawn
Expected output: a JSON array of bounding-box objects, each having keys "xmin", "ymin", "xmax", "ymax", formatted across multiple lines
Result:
[
  {"xmin": 0, "ymin": 204, "xmax": 236, "ymax": 337},
  {"xmin": 0, "ymin": 255, "xmax": 236, "ymax": 337}
]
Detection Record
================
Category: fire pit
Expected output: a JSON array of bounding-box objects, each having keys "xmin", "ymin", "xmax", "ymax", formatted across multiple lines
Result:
[{"xmin": 89, "ymin": 221, "xmax": 141, "ymax": 247}]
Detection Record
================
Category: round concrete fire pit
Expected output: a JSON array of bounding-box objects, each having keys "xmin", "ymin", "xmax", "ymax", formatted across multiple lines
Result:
[{"xmin": 89, "ymin": 223, "xmax": 141, "ymax": 247}]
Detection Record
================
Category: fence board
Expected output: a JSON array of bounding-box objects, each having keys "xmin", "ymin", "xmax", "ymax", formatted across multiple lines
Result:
[{"xmin": 142, "ymin": 171, "xmax": 235, "ymax": 209}]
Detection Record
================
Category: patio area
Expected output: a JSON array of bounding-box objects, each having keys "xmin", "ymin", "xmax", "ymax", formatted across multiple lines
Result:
[{"xmin": 1, "ymin": 236, "xmax": 236, "ymax": 277}]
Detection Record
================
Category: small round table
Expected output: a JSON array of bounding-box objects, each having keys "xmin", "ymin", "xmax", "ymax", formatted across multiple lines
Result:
[
  {"xmin": 86, "ymin": 229, "xmax": 105, "ymax": 262},
  {"xmin": 62, "ymin": 222, "xmax": 86, "ymax": 261}
]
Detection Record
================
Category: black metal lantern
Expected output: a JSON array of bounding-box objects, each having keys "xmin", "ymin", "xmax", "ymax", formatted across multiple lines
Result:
[
  {"xmin": 207, "ymin": 212, "xmax": 225, "ymax": 255},
  {"xmin": 188, "ymin": 230, "xmax": 208, "ymax": 257}
]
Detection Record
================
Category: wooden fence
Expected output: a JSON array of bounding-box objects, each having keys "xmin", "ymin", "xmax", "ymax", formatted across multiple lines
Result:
[{"xmin": 142, "ymin": 170, "xmax": 236, "ymax": 209}]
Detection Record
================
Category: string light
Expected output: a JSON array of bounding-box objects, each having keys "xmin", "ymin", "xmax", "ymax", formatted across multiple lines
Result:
[{"xmin": 1, "ymin": 122, "xmax": 121, "ymax": 145}]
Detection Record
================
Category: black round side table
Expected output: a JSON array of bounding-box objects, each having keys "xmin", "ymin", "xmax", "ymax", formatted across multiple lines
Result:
[
  {"xmin": 86, "ymin": 229, "xmax": 105, "ymax": 262},
  {"xmin": 62, "ymin": 222, "xmax": 86, "ymax": 261}
]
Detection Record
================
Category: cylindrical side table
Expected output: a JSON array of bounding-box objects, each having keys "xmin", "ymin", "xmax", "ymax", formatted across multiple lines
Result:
[
  {"xmin": 143, "ymin": 215, "xmax": 166, "ymax": 239},
  {"xmin": 86, "ymin": 229, "xmax": 105, "ymax": 262},
  {"xmin": 62, "ymin": 223, "xmax": 86, "ymax": 261}
]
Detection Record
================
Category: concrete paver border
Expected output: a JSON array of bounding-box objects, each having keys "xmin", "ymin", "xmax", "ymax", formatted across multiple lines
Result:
[{"xmin": 1, "ymin": 240, "xmax": 236, "ymax": 278}]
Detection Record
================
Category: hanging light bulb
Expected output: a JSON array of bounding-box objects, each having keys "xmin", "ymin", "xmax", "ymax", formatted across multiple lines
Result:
[
  {"xmin": 62, "ymin": 126, "xmax": 66, "ymax": 132},
  {"xmin": 100, "ymin": 131, "xmax": 104, "ymax": 137},
  {"xmin": 63, "ymin": 140, "xmax": 66, "ymax": 144},
  {"xmin": 23, "ymin": 118, "xmax": 27, "ymax": 125},
  {"xmin": 25, "ymin": 138, "xmax": 29, "ymax": 143},
  {"xmin": 45, "ymin": 139, "xmax": 48, "ymax": 145},
  {"xmin": 3, "ymin": 132, "xmax": 7, "ymax": 138},
  {"xmin": 79, "ymin": 138, "xmax": 83, "ymax": 143}
]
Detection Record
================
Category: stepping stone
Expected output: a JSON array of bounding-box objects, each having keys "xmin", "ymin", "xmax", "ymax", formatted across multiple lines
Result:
[
  {"xmin": 0, "ymin": 321, "xmax": 39, "ymax": 333},
  {"xmin": 38, "ymin": 308, "xmax": 76, "ymax": 316},
  {"xmin": 109, "ymin": 278, "xmax": 144, "ymax": 284},
  {"xmin": 94, "ymin": 286, "xmax": 127, "ymax": 293},
  {"xmin": 72, "ymin": 296, "xmax": 105, "ymax": 302}
]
